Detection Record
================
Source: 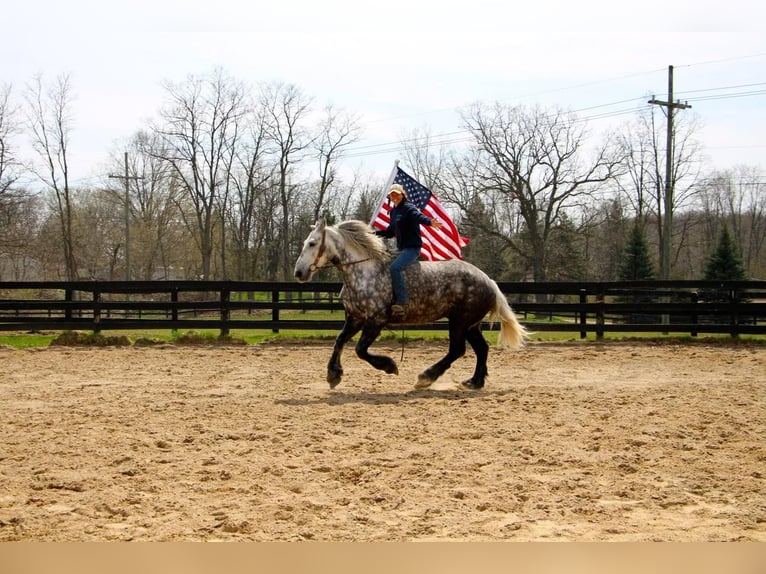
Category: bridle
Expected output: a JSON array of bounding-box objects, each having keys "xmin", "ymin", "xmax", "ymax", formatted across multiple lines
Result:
[
  {"xmin": 307, "ymin": 227, "xmax": 374, "ymax": 273},
  {"xmin": 307, "ymin": 228, "xmax": 328, "ymax": 274}
]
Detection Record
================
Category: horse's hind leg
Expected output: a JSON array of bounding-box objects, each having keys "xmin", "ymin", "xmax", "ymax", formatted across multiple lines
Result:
[
  {"xmin": 461, "ymin": 325, "xmax": 489, "ymax": 390},
  {"xmin": 416, "ymin": 322, "xmax": 467, "ymax": 389},
  {"xmin": 327, "ymin": 318, "xmax": 362, "ymax": 388},
  {"xmin": 355, "ymin": 323, "xmax": 398, "ymax": 376}
]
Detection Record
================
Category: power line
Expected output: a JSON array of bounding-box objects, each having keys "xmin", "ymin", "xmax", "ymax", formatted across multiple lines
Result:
[
  {"xmin": 345, "ymin": 51, "xmax": 766, "ymax": 159},
  {"xmin": 678, "ymin": 81, "xmax": 766, "ymax": 96},
  {"xmin": 687, "ymin": 89, "xmax": 766, "ymax": 103},
  {"xmin": 678, "ymin": 52, "xmax": 766, "ymax": 69},
  {"xmin": 341, "ymin": 80, "xmax": 765, "ymax": 161}
]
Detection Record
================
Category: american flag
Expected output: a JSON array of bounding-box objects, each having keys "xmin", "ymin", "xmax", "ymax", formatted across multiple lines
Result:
[{"xmin": 371, "ymin": 166, "xmax": 468, "ymax": 261}]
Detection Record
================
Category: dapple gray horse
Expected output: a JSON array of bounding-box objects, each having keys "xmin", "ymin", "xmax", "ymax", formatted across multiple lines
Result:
[{"xmin": 294, "ymin": 219, "xmax": 527, "ymax": 390}]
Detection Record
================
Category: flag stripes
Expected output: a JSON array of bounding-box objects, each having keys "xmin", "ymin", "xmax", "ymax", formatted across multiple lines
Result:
[{"xmin": 370, "ymin": 166, "xmax": 468, "ymax": 261}]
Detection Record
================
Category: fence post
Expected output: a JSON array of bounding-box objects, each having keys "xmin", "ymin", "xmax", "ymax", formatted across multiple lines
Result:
[
  {"xmin": 170, "ymin": 288, "xmax": 179, "ymax": 334},
  {"xmin": 691, "ymin": 291, "xmax": 698, "ymax": 337},
  {"xmin": 730, "ymin": 288, "xmax": 739, "ymax": 339},
  {"xmin": 220, "ymin": 288, "xmax": 230, "ymax": 338},
  {"xmin": 579, "ymin": 290, "xmax": 587, "ymax": 339},
  {"xmin": 595, "ymin": 292, "xmax": 604, "ymax": 340},
  {"xmin": 92, "ymin": 287, "xmax": 102, "ymax": 335},
  {"xmin": 65, "ymin": 288, "xmax": 73, "ymax": 321},
  {"xmin": 272, "ymin": 289, "xmax": 280, "ymax": 333}
]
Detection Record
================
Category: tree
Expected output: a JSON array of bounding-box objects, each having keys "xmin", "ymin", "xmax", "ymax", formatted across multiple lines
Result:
[
  {"xmin": 581, "ymin": 198, "xmax": 629, "ymax": 281},
  {"xmin": 619, "ymin": 222, "xmax": 656, "ymax": 281},
  {"xmin": 107, "ymin": 131, "xmax": 183, "ymax": 280},
  {"xmin": 0, "ymin": 193, "xmax": 44, "ymax": 280},
  {"xmin": 458, "ymin": 193, "xmax": 515, "ymax": 280},
  {"xmin": 697, "ymin": 166, "xmax": 766, "ymax": 278},
  {"xmin": 702, "ymin": 224, "xmax": 748, "ymax": 305},
  {"xmin": 544, "ymin": 214, "xmax": 588, "ymax": 281},
  {"xmin": 704, "ymin": 224, "xmax": 747, "ymax": 282},
  {"xmin": 260, "ymin": 82, "xmax": 314, "ymax": 280},
  {"xmin": 312, "ymin": 104, "xmax": 361, "ymax": 222},
  {"xmin": 152, "ymin": 68, "xmax": 246, "ymax": 279},
  {"xmin": 0, "ymin": 82, "xmax": 28, "ymax": 260},
  {"xmin": 0, "ymin": 83, "xmax": 22, "ymax": 204},
  {"xmin": 453, "ymin": 103, "xmax": 624, "ymax": 283},
  {"xmin": 349, "ymin": 173, "xmax": 387, "ymax": 223},
  {"xmin": 228, "ymin": 99, "xmax": 276, "ymax": 280},
  {"xmin": 400, "ymin": 126, "xmax": 449, "ymax": 191},
  {"xmin": 72, "ymin": 189, "xmax": 124, "ymax": 279},
  {"xmin": 615, "ymin": 221, "xmax": 657, "ymax": 315},
  {"xmin": 617, "ymin": 106, "xmax": 702, "ymax": 279},
  {"xmin": 25, "ymin": 73, "xmax": 78, "ymax": 280}
]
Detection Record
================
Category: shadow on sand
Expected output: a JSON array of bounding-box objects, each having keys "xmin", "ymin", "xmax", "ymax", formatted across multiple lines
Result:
[{"xmin": 275, "ymin": 386, "xmax": 516, "ymax": 407}]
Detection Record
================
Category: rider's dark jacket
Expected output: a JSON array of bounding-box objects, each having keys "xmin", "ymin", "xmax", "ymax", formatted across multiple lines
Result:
[{"xmin": 375, "ymin": 199, "xmax": 433, "ymax": 250}]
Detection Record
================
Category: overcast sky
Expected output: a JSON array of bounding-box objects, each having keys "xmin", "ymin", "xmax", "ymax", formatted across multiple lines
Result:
[{"xmin": 3, "ymin": 0, "xmax": 765, "ymax": 187}]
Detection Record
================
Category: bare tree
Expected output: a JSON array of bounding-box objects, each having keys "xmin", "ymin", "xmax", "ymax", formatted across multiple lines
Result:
[
  {"xmin": 453, "ymin": 103, "xmax": 624, "ymax": 283},
  {"xmin": 616, "ymin": 111, "xmax": 657, "ymax": 226},
  {"xmin": 697, "ymin": 166, "xmax": 766, "ymax": 277},
  {"xmin": 312, "ymin": 104, "xmax": 361, "ymax": 221},
  {"xmin": 152, "ymin": 68, "xmax": 246, "ymax": 279},
  {"xmin": 400, "ymin": 126, "xmax": 449, "ymax": 190},
  {"xmin": 25, "ymin": 73, "xmax": 78, "ymax": 279},
  {"xmin": 0, "ymin": 82, "xmax": 25, "ymax": 253},
  {"xmin": 0, "ymin": 83, "xmax": 22, "ymax": 201},
  {"xmin": 103, "ymin": 131, "xmax": 184, "ymax": 279},
  {"xmin": 617, "ymin": 106, "xmax": 702, "ymax": 277},
  {"xmin": 348, "ymin": 171, "xmax": 387, "ymax": 222},
  {"xmin": 260, "ymin": 82, "xmax": 314, "ymax": 280},
  {"xmin": 228, "ymin": 99, "xmax": 277, "ymax": 280},
  {"xmin": 72, "ymin": 189, "xmax": 124, "ymax": 279}
]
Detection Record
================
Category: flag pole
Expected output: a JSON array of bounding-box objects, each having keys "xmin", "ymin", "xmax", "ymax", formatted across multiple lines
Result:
[{"xmin": 369, "ymin": 160, "xmax": 399, "ymax": 227}]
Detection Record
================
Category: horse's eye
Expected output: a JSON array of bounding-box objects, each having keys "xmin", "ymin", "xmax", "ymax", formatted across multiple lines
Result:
[{"xmin": 308, "ymin": 241, "xmax": 317, "ymax": 248}]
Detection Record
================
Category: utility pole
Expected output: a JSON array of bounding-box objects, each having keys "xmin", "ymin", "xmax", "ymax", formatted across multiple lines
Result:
[
  {"xmin": 109, "ymin": 152, "xmax": 144, "ymax": 280},
  {"xmin": 649, "ymin": 65, "xmax": 692, "ymax": 281}
]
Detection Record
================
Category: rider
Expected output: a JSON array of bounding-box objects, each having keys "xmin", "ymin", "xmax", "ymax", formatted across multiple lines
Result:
[{"xmin": 375, "ymin": 183, "xmax": 443, "ymax": 317}]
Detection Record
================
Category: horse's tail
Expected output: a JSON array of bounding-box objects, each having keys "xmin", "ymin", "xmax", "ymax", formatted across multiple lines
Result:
[{"xmin": 489, "ymin": 281, "xmax": 528, "ymax": 350}]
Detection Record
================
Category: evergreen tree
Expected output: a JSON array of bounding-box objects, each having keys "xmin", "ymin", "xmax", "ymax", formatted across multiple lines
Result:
[
  {"xmin": 704, "ymin": 224, "xmax": 747, "ymax": 281},
  {"xmin": 703, "ymin": 224, "xmax": 748, "ymax": 304},
  {"xmin": 617, "ymin": 223, "xmax": 656, "ymax": 314},
  {"xmin": 546, "ymin": 215, "xmax": 587, "ymax": 281},
  {"xmin": 618, "ymin": 223, "xmax": 655, "ymax": 281}
]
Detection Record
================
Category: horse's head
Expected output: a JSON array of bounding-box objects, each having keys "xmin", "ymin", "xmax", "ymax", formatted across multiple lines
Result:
[{"xmin": 294, "ymin": 218, "xmax": 333, "ymax": 282}]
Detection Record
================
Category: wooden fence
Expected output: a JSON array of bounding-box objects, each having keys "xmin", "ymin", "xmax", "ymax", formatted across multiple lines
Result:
[{"xmin": 1, "ymin": 280, "xmax": 765, "ymax": 338}]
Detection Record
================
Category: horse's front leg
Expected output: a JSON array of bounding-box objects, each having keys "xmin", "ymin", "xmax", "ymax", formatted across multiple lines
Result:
[
  {"xmin": 327, "ymin": 317, "xmax": 362, "ymax": 388},
  {"xmin": 355, "ymin": 322, "xmax": 398, "ymax": 375}
]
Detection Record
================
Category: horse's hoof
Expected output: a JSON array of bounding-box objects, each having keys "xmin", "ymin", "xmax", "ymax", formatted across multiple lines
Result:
[
  {"xmin": 460, "ymin": 379, "xmax": 484, "ymax": 390},
  {"xmin": 414, "ymin": 375, "xmax": 433, "ymax": 390},
  {"xmin": 384, "ymin": 363, "xmax": 399, "ymax": 376},
  {"xmin": 327, "ymin": 370, "xmax": 343, "ymax": 389}
]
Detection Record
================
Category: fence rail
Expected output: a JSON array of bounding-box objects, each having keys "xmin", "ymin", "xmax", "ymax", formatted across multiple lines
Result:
[{"xmin": 1, "ymin": 280, "xmax": 765, "ymax": 338}]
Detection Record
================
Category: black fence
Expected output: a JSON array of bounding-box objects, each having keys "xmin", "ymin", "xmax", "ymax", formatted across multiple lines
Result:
[{"xmin": 1, "ymin": 280, "xmax": 765, "ymax": 338}]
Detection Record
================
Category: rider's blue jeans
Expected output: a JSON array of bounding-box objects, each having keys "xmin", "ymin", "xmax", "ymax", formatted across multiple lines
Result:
[{"xmin": 390, "ymin": 248, "xmax": 420, "ymax": 304}]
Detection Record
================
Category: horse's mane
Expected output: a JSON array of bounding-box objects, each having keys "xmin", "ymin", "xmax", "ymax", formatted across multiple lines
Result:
[{"xmin": 334, "ymin": 220, "xmax": 390, "ymax": 262}]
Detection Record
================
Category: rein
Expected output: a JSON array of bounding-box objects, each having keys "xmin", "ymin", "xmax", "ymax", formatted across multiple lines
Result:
[
  {"xmin": 310, "ymin": 257, "xmax": 375, "ymax": 273},
  {"xmin": 308, "ymin": 228, "xmax": 374, "ymax": 272}
]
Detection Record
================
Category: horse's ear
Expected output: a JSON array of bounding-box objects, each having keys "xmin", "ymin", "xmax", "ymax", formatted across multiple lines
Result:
[{"xmin": 314, "ymin": 217, "xmax": 326, "ymax": 231}]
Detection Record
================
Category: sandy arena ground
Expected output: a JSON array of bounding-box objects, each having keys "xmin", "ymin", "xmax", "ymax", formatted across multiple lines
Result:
[{"xmin": 1, "ymin": 339, "xmax": 764, "ymax": 541}]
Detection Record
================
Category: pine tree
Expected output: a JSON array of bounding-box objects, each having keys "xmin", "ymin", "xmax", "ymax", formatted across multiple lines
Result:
[
  {"xmin": 616, "ymin": 223, "xmax": 656, "ymax": 316},
  {"xmin": 704, "ymin": 224, "xmax": 747, "ymax": 282},
  {"xmin": 618, "ymin": 223, "xmax": 655, "ymax": 281},
  {"xmin": 703, "ymin": 224, "xmax": 748, "ymax": 304}
]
